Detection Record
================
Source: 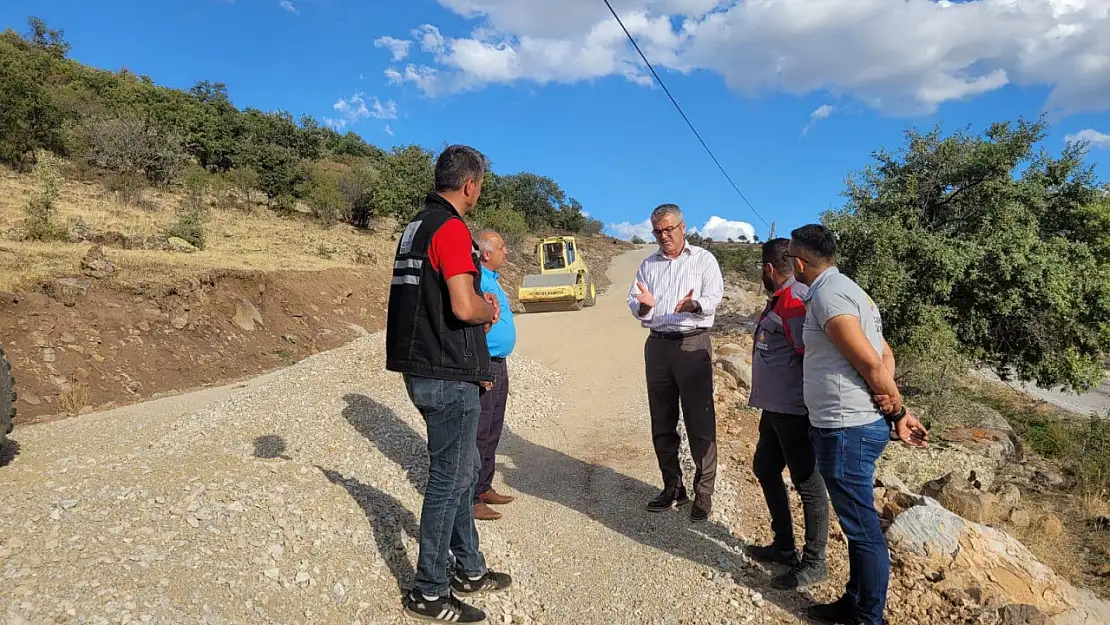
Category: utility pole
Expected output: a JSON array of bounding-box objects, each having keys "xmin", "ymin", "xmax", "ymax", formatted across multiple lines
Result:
[{"xmin": 768, "ymin": 221, "xmax": 776, "ymax": 241}]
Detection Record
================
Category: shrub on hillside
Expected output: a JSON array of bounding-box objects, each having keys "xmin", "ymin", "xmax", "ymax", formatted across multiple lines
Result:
[
  {"xmin": 305, "ymin": 162, "xmax": 348, "ymax": 227},
  {"xmin": 74, "ymin": 115, "xmax": 188, "ymax": 186},
  {"xmin": 337, "ymin": 160, "xmax": 380, "ymax": 229},
  {"xmin": 164, "ymin": 211, "xmax": 206, "ymax": 249},
  {"xmin": 21, "ymin": 150, "xmax": 69, "ymax": 242},
  {"xmin": 475, "ymin": 204, "xmax": 528, "ymax": 245},
  {"xmin": 181, "ymin": 165, "xmax": 213, "ymax": 216}
]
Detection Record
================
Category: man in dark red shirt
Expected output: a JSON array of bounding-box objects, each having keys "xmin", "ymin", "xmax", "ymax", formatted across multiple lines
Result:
[
  {"xmin": 745, "ymin": 238, "xmax": 830, "ymax": 591},
  {"xmin": 386, "ymin": 145, "xmax": 512, "ymax": 623}
]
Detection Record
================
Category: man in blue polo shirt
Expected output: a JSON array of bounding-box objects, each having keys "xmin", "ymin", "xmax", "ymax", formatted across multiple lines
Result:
[{"xmin": 473, "ymin": 229, "xmax": 517, "ymax": 522}]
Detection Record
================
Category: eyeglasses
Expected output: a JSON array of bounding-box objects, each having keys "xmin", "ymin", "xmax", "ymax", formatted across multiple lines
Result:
[
  {"xmin": 784, "ymin": 253, "xmax": 811, "ymax": 264},
  {"xmin": 652, "ymin": 224, "xmax": 683, "ymax": 238}
]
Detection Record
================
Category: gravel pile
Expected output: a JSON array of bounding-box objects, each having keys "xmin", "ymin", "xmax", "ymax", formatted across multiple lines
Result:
[{"xmin": 0, "ymin": 333, "xmax": 565, "ymax": 624}]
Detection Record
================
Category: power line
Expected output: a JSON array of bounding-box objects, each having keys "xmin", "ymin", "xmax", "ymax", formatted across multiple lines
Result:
[{"xmin": 601, "ymin": 0, "xmax": 772, "ymax": 231}]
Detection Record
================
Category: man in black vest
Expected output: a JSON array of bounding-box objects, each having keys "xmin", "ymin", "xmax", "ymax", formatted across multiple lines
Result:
[{"xmin": 386, "ymin": 145, "xmax": 512, "ymax": 623}]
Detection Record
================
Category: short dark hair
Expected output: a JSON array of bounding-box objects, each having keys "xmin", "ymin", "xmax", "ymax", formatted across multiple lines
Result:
[
  {"xmin": 434, "ymin": 145, "xmax": 487, "ymax": 193},
  {"xmin": 790, "ymin": 224, "xmax": 837, "ymax": 261},
  {"xmin": 761, "ymin": 238, "xmax": 792, "ymax": 273}
]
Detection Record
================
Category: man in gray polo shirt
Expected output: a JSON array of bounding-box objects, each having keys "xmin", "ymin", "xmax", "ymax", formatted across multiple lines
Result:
[{"xmin": 788, "ymin": 224, "xmax": 928, "ymax": 625}]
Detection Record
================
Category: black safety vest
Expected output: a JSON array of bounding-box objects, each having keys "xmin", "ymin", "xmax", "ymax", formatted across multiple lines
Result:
[{"xmin": 385, "ymin": 193, "xmax": 492, "ymax": 382}]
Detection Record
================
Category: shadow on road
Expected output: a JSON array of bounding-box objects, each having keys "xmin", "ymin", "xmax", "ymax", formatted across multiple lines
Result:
[
  {"xmin": 497, "ymin": 429, "xmax": 822, "ymax": 623},
  {"xmin": 252, "ymin": 434, "xmax": 291, "ymax": 460},
  {"xmin": 337, "ymin": 392, "xmax": 821, "ymax": 623},
  {"xmin": 248, "ymin": 424, "xmax": 419, "ymax": 595},
  {"xmin": 317, "ymin": 465, "xmax": 419, "ymax": 597},
  {"xmin": 342, "ymin": 393, "xmax": 428, "ymax": 495}
]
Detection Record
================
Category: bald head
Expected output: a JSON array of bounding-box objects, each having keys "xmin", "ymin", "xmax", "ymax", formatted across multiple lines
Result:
[{"xmin": 477, "ymin": 229, "xmax": 508, "ymax": 270}]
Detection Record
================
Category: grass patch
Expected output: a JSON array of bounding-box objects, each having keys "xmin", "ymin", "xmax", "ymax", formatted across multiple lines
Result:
[{"xmin": 0, "ymin": 169, "xmax": 398, "ymax": 291}]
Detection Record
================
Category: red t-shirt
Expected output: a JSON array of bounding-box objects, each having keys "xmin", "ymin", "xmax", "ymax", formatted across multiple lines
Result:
[{"xmin": 428, "ymin": 218, "xmax": 477, "ymax": 279}]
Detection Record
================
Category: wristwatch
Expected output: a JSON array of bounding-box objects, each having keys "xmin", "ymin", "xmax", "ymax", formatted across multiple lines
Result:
[{"xmin": 885, "ymin": 406, "xmax": 907, "ymax": 425}]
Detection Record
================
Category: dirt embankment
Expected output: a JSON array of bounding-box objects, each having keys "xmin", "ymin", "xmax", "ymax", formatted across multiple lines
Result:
[{"xmin": 2, "ymin": 266, "xmax": 391, "ymax": 423}]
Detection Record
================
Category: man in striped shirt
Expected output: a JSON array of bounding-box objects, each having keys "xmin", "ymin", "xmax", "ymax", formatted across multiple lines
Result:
[{"xmin": 629, "ymin": 204, "xmax": 725, "ymax": 523}]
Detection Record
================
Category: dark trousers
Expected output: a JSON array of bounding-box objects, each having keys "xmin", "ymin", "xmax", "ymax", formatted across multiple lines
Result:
[
  {"xmin": 475, "ymin": 358, "xmax": 509, "ymax": 502},
  {"xmin": 403, "ymin": 374, "xmax": 487, "ymax": 597},
  {"xmin": 812, "ymin": 418, "xmax": 891, "ymax": 625},
  {"xmin": 752, "ymin": 411, "xmax": 829, "ymax": 565},
  {"xmin": 645, "ymin": 332, "xmax": 717, "ymax": 500}
]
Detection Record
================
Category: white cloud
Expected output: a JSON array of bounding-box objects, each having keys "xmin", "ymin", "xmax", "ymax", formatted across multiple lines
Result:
[
  {"xmin": 384, "ymin": 124, "xmax": 395, "ymax": 136},
  {"xmin": 801, "ymin": 103, "xmax": 834, "ymax": 136},
  {"xmin": 278, "ymin": 0, "xmax": 298, "ymax": 14},
  {"xmin": 695, "ymin": 216, "xmax": 756, "ymax": 243},
  {"xmin": 385, "ymin": 67, "xmax": 404, "ymax": 85},
  {"xmin": 606, "ymin": 219, "xmax": 654, "ymax": 241},
  {"xmin": 324, "ymin": 93, "xmax": 398, "ymax": 129},
  {"xmin": 606, "ymin": 215, "xmax": 756, "ymax": 242},
  {"xmin": 375, "ymin": 36, "xmax": 413, "ymax": 62},
  {"xmin": 379, "ymin": 0, "xmax": 1110, "ymax": 115},
  {"xmin": 1065, "ymin": 128, "xmax": 1110, "ymax": 149},
  {"xmin": 810, "ymin": 104, "xmax": 834, "ymax": 120},
  {"xmin": 414, "ymin": 24, "xmax": 447, "ymax": 55}
]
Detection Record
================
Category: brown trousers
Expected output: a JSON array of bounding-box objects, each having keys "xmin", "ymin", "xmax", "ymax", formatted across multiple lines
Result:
[{"xmin": 645, "ymin": 332, "xmax": 717, "ymax": 500}]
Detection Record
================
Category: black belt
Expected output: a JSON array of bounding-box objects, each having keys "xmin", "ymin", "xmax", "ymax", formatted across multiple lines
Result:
[
  {"xmin": 490, "ymin": 356, "xmax": 506, "ymax": 362},
  {"xmin": 649, "ymin": 328, "xmax": 708, "ymax": 341}
]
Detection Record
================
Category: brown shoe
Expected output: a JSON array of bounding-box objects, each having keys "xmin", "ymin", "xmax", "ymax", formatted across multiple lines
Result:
[
  {"xmin": 473, "ymin": 502, "xmax": 502, "ymax": 521},
  {"xmin": 479, "ymin": 488, "xmax": 515, "ymax": 506}
]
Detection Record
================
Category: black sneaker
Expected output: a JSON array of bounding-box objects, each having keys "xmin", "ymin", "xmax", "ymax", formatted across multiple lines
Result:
[
  {"xmin": 403, "ymin": 591, "xmax": 486, "ymax": 623},
  {"xmin": 807, "ymin": 595, "xmax": 857, "ymax": 624},
  {"xmin": 646, "ymin": 486, "xmax": 691, "ymax": 512},
  {"xmin": 744, "ymin": 544, "xmax": 800, "ymax": 566},
  {"xmin": 772, "ymin": 560, "xmax": 828, "ymax": 590},
  {"xmin": 690, "ymin": 496, "xmax": 711, "ymax": 524},
  {"xmin": 451, "ymin": 569, "xmax": 513, "ymax": 597}
]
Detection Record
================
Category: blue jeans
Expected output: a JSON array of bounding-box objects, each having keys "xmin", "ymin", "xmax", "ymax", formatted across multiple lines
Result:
[
  {"xmin": 404, "ymin": 375, "xmax": 487, "ymax": 597},
  {"xmin": 811, "ymin": 418, "xmax": 890, "ymax": 625}
]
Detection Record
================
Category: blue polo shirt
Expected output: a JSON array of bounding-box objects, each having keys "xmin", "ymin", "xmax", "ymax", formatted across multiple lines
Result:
[{"xmin": 480, "ymin": 266, "xmax": 516, "ymax": 358}]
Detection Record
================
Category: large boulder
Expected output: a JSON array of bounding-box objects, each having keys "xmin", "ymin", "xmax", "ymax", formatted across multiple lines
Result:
[
  {"xmin": 878, "ymin": 441, "xmax": 998, "ymax": 492},
  {"xmin": 714, "ymin": 342, "xmax": 752, "ymax": 391},
  {"xmin": 922, "ymin": 471, "xmax": 1002, "ymax": 523},
  {"xmin": 80, "ymin": 244, "xmax": 117, "ymax": 279},
  {"xmin": 232, "ymin": 298, "xmax": 264, "ymax": 331},
  {"xmin": 885, "ymin": 497, "xmax": 1110, "ymax": 624},
  {"xmin": 943, "ymin": 407, "xmax": 1024, "ymax": 466},
  {"xmin": 45, "ymin": 277, "xmax": 92, "ymax": 307}
]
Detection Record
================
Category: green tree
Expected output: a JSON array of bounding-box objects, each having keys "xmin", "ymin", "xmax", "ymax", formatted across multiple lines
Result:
[
  {"xmin": 376, "ymin": 145, "xmax": 434, "ymax": 223},
  {"xmin": 240, "ymin": 142, "xmax": 306, "ymax": 202},
  {"xmin": 826, "ymin": 117, "xmax": 1110, "ymax": 392},
  {"xmin": 474, "ymin": 203, "xmax": 528, "ymax": 245},
  {"xmin": 0, "ymin": 29, "xmax": 66, "ymax": 167},
  {"xmin": 27, "ymin": 16, "xmax": 70, "ymax": 59},
  {"xmin": 337, "ymin": 159, "xmax": 380, "ymax": 228}
]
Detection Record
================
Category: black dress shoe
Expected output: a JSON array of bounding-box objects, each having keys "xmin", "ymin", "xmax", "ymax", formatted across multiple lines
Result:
[
  {"xmin": 690, "ymin": 495, "xmax": 711, "ymax": 523},
  {"xmin": 646, "ymin": 486, "xmax": 691, "ymax": 512}
]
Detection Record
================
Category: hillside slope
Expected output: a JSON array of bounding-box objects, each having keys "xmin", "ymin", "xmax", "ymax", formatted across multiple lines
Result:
[{"xmin": 0, "ymin": 172, "xmax": 630, "ymax": 422}]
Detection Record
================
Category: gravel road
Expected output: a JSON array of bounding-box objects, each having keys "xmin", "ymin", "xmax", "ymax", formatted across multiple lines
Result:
[
  {"xmin": 0, "ymin": 248, "xmax": 816, "ymax": 625},
  {"xmin": 980, "ymin": 370, "xmax": 1110, "ymax": 417}
]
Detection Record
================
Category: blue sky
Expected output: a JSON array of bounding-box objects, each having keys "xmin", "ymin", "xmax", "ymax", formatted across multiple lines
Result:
[{"xmin": 4, "ymin": 0, "xmax": 1110, "ymax": 241}]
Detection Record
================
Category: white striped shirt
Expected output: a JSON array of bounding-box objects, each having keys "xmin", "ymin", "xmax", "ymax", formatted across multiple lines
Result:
[{"xmin": 628, "ymin": 243, "xmax": 725, "ymax": 332}]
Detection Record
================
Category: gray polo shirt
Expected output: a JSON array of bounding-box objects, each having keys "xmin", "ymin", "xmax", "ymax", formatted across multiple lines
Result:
[{"xmin": 801, "ymin": 267, "xmax": 885, "ymax": 429}]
